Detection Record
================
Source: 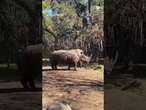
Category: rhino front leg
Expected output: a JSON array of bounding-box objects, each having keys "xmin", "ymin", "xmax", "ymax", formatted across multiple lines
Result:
[
  {"xmin": 78, "ymin": 61, "xmax": 82, "ymax": 68},
  {"xmin": 74, "ymin": 62, "xmax": 77, "ymax": 71},
  {"xmin": 28, "ymin": 79, "xmax": 36, "ymax": 89}
]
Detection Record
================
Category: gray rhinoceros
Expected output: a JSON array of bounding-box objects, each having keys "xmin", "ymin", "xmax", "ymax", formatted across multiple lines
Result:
[{"xmin": 50, "ymin": 49, "xmax": 91, "ymax": 70}]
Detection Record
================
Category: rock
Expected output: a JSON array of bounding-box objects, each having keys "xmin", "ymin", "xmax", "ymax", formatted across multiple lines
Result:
[{"xmin": 47, "ymin": 102, "xmax": 72, "ymax": 110}]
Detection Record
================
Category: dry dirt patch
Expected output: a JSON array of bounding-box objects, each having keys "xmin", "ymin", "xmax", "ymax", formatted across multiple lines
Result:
[{"xmin": 43, "ymin": 66, "xmax": 104, "ymax": 110}]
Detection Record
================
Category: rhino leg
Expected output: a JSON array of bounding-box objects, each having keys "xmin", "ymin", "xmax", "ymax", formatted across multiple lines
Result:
[
  {"xmin": 28, "ymin": 79, "xmax": 36, "ymax": 89},
  {"xmin": 51, "ymin": 63, "xmax": 55, "ymax": 70},
  {"xmin": 51, "ymin": 61, "xmax": 58, "ymax": 70},
  {"xmin": 54, "ymin": 64, "xmax": 57, "ymax": 70},
  {"xmin": 68, "ymin": 64, "xmax": 71, "ymax": 70},
  {"xmin": 74, "ymin": 62, "xmax": 77, "ymax": 71},
  {"xmin": 21, "ymin": 78, "xmax": 36, "ymax": 89},
  {"xmin": 78, "ymin": 61, "xmax": 82, "ymax": 68},
  {"xmin": 21, "ymin": 79, "xmax": 29, "ymax": 89}
]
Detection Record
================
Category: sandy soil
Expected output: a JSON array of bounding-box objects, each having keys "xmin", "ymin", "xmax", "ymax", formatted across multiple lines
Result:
[{"xmin": 43, "ymin": 66, "xmax": 104, "ymax": 110}]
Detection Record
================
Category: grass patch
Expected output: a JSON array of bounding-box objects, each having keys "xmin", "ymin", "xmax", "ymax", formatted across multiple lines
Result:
[
  {"xmin": 0, "ymin": 64, "xmax": 18, "ymax": 77},
  {"xmin": 0, "ymin": 64, "xmax": 17, "ymax": 70}
]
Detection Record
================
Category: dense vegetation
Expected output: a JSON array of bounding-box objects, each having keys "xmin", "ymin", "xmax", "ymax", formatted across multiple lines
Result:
[{"xmin": 42, "ymin": 0, "xmax": 104, "ymax": 58}]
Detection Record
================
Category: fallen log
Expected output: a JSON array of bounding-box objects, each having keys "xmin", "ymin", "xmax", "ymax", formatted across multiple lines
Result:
[{"xmin": 121, "ymin": 80, "xmax": 141, "ymax": 90}]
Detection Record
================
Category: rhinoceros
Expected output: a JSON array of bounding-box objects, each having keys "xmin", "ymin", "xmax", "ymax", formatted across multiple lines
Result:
[
  {"xmin": 16, "ymin": 44, "xmax": 42, "ymax": 89},
  {"xmin": 50, "ymin": 49, "xmax": 90, "ymax": 70}
]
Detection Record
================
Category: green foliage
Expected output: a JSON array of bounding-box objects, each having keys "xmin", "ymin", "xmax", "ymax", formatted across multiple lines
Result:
[
  {"xmin": 92, "ymin": 0, "xmax": 104, "ymax": 6},
  {"xmin": 43, "ymin": 2, "xmax": 79, "ymax": 40},
  {"xmin": 43, "ymin": 0, "xmax": 103, "ymax": 49},
  {"xmin": 42, "ymin": 1, "xmax": 49, "ymax": 9}
]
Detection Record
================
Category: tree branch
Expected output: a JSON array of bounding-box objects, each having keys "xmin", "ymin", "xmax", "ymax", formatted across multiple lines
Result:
[{"xmin": 44, "ymin": 28, "xmax": 57, "ymax": 38}]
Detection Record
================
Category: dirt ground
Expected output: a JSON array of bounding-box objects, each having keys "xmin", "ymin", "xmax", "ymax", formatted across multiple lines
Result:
[
  {"xmin": 1, "ymin": 65, "xmax": 146, "ymax": 110},
  {"xmin": 105, "ymin": 79, "xmax": 146, "ymax": 110},
  {"xmin": 0, "ymin": 81, "xmax": 41, "ymax": 110},
  {"xmin": 42, "ymin": 65, "xmax": 104, "ymax": 110}
]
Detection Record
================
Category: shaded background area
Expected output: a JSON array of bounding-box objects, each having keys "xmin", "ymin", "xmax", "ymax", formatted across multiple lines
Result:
[
  {"xmin": 0, "ymin": 0, "xmax": 42, "ymax": 109},
  {"xmin": 104, "ymin": 0, "xmax": 146, "ymax": 64},
  {"xmin": 104, "ymin": 0, "xmax": 146, "ymax": 110}
]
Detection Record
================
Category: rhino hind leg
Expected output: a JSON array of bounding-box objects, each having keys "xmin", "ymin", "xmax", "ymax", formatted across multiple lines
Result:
[
  {"xmin": 51, "ymin": 62, "xmax": 57, "ymax": 70},
  {"xmin": 52, "ymin": 64, "xmax": 57, "ymax": 70},
  {"xmin": 74, "ymin": 62, "xmax": 77, "ymax": 71},
  {"xmin": 68, "ymin": 64, "xmax": 71, "ymax": 70},
  {"xmin": 51, "ymin": 63, "xmax": 55, "ymax": 70},
  {"xmin": 54, "ymin": 64, "xmax": 57, "ymax": 70},
  {"xmin": 21, "ymin": 77, "xmax": 36, "ymax": 89}
]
